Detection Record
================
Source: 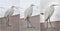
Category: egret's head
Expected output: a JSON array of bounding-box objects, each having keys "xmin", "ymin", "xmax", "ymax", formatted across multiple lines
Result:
[
  {"xmin": 31, "ymin": 4, "xmax": 35, "ymax": 7},
  {"xmin": 51, "ymin": 4, "xmax": 59, "ymax": 6},
  {"xmin": 11, "ymin": 6, "xmax": 15, "ymax": 8},
  {"xmin": 11, "ymin": 6, "xmax": 21, "ymax": 9}
]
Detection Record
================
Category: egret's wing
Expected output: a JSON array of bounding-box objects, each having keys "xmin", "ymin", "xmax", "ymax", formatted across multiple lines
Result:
[
  {"xmin": 44, "ymin": 6, "xmax": 55, "ymax": 20},
  {"xmin": 4, "ymin": 9, "xmax": 10, "ymax": 17},
  {"xmin": 27, "ymin": 7, "xmax": 33, "ymax": 17},
  {"xmin": 24, "ymin": 8, "xmax": 29, "ymax": 19},
  {"xmin": 24, "ymin": 7, "xmax": 30, "ymax": 19},
  {"xmin": 24, "ymin": 10, "xmax": 28, "ymax": 19},
  {"xmin": 44, "ymin": 7, "xmax": 51, "ymax": 20},
  {"xmin": 4, "ymin": 8, "xmax": 14, "ymax": 17},
  {"xmin": 24, "ymin": 7, "xmax": 33, "ymax": 19},
  {"xmin": 49, "ymin": 7, "xmax": 55, "ymax": 17}
]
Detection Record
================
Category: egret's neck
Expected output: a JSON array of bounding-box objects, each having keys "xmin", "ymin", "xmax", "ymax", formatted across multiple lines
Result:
[
  {"xmin": 11, "ymin": 8, "xmax": 15, "ymax": 11},
  {"xmin": 30, "ymin": 5, "xmax": 33, "ymax": 7}
]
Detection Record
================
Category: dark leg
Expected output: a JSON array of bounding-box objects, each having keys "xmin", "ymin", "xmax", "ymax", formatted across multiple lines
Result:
[
  {"xmin": 6, "ymin": 16, "xmax": 9, "ymax": 26},
  {"xmin": 47, "ymin": 21, "xmax": 48, "ymax": 29},
  {"xmin": 27, "ymin": 17, "xmax": 32, "ymax": 28},
  {"xmin": 27, "ymin": 18, "xmax": 29, "ymax": 28},
  {"xmin": 49, "ymin": 18, "xmax": 52, "ymax": 28},
  {"xmin": 45, "ymin": 21, "xmax": 48, "ymax": 29},
  {"xmin": 6, "ymin": 16, "xmax": 11, "ymax": 26},
  {"xmin": 45, "ymin": 19, "xmax": 48, "ymax": 29},
  {"xmin": 28, "ymin": 20, "xmax": 33, "ymax": 28},
  {"xmin": 27, "ymin": 17, "xmax": 29, "ymax": 28}
]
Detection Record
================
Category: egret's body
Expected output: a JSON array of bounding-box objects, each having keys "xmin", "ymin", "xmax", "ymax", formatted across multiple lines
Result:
[
  {"xmin": 4, "ymin": 8, "xmax": 14, "ymax": 17},
  {"xmin": 24, "ymin": 6, "xmax": 33, "ymax": 20},
  {"xmin": 44, "ymin": 4, "xmax": 58, "ymax": 28},
  {"xmin": 4, "ymin": 6, "xmax": 16, "ymax": 26},
  {"xmin": 45, "ymin": 6, "xmax": 55, "ymax": 21},
  {"xmin": 24, "ymin": 4, "xmax": 35, "ymax": 28}
]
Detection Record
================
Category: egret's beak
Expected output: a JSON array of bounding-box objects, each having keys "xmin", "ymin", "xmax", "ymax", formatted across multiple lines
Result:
[
  {"xmin": 54, "ymin": 4, "xmax": 59, "ymax": 8},
  {"xmin": 54, "ymin": 4, "xmax": 59, "ymax": 6},
  {"xmin": 55, "ymin": 4, "xmax": 59, "ymax": 6},
  {"xmin": 31, "ymin": 4, "xmax": 35, "ymax": 6}
]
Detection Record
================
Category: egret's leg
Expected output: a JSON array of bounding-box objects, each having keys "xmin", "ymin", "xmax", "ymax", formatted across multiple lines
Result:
[
  {"xmin": 24, "ymin": 18, "xmax": 29, "ymax": 28},
  {"xmin": 27, "ymin": 18, "xmax": 29, "ymax": 28},
  {"xmin": 27, "ymin": 17, "xmax": 32, "ymax": 28},
  {"xmin": 5, "ymin": 17, "xmax": 7, "ymax": 25},
  {"xmin": 49, "ymin": 18, "xmax": 52, "ymax": 28},
  {"xmin": 4, "ymin": 17, "xmax": 8, "ymax": 26},
  {"xmin": 6, "ymin": 16, "xmax": 11, "ymax": 26},
  {"xmin": 8, "ymin": 16, "xmax": 9, "ymax": 26},
  {"xmin": 28, "ymin": 19, "xmax": 33, "ymax": 28},
  {"xmin": 47, "ymin": 21, "xmax": 48, "ymax": 29},
  {"xmin": 6, "ymin": 16, "xmax": 9, "ymax": 26},
  {"xmin": 45, "ymin": 19, "xmax": 48, "ymax": 29},
  {"xmin": 27, "ymin": 17, "xmax": 29, "ymax": 28},
  {"xmin": 45, "ymin": 21, "xmax": 48, "ymax": 29},
  {"xmin": 6, "ymin": 17, "xmax": 8, "ymax": 26}
]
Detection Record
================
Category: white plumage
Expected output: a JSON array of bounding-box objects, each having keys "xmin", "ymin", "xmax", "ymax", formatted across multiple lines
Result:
[
  {"xmin": 24, "ymin": 4, "xmax": 35, "ymax": 28},
  {"xmin": 4, "ymin": 7, "xmax": 14, "ymax": 17},
  {"xmin": 44, "ymin": 4, "xmax": 59, "ymax": 28},
  {"xmin": 44, "ymin": 5, "xmax": 55, "ymax": 21},
  {"xmin": 24, "ymin": 6, "xmax": 33, "ymax": 20},
  {"xmin": 4, "ymin": 6, "xmax": 18, "ymax": 26}
]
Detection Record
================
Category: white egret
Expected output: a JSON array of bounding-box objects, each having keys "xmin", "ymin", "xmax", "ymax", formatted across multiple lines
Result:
[
  {"xmin": 4, "ymin": 6, "xmax": 19, "ymax": 26},
  {"xmin": 24, "ymin": 4, "xmax": 36, "ymax": 28},
  {"xmin": 41, "ymin": 4, "xmax": 59, "ymax": 28}
]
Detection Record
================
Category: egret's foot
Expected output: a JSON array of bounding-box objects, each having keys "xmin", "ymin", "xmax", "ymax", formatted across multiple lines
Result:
[
  {"xmin": 27, "ymin": 27, "xmax": 35, "ymax": 28},
  {"xmin": 27, "ymin": 27, "xmax": 32, "ymax": 28},
  {"xmin": 6, "ymin": 24, "xmax": 12, "ymax": 27}
]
